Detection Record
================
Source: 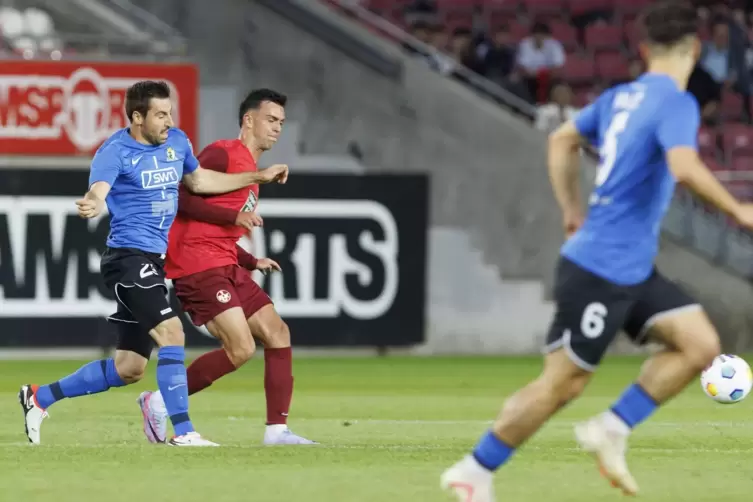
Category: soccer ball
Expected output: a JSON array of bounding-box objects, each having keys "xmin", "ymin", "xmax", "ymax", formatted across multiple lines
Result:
[{"xmin": 700, "ymin": 354, "xmax": 753, "ymax": 404}]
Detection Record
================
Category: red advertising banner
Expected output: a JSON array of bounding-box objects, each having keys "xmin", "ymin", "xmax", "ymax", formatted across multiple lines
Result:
[{"xmin": 0, "ymin": 61, "xmax": 198, "ymax": 156}]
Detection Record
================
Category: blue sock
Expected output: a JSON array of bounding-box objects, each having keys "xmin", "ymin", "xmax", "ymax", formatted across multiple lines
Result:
[
  {"xmin": 157, "ymin": 346, "xmax": 194, "ymax": 437},
  {"xmin": 610, "ymin": 383, "xmax": 658, "ymax": 429},
  {"xmin": 35, "ymin": 359, "xmax": 126, "ymax": 409},
  {"xmin": 472, "ymin": 430, "xmax": 516, "ymax": 471}
]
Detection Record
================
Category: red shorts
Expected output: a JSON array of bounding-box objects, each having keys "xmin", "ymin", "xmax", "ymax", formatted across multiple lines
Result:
[{"xmin": 173, "ymin": 265, "xmax": 273, "ymax": 326}]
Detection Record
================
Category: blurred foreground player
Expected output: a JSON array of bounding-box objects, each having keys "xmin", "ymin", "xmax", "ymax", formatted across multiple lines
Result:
[
  {"xmin": 138, "ymin": 89, "xmax": 315, "ymax": 445},
  {"xmin": 441, "ymin": 2, "xmax": 753, "ymax": 500},
  {"xmin": 18, "ymin": 81, "xmax": 288, "ymax": 446}
]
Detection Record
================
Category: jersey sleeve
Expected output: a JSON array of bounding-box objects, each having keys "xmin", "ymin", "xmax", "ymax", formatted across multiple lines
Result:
[
  {"xmin": 656, "ymin": 93, "xmax": 701, "ymax": 152},
  {"xmin": 177, "ymin": 143, "xmax": 238, "ymax": 225},
  {"xmin": 573, "ymin": 91, "xmax": 608, "ymax": 144},
  {"xmin": 236, "ymin": 244, "xmax": 258, "ymax": 270},
  {"xmin": 88, "ymin": 143, "xmax": 122, "ymax": 187},
  {"xmin": 182, "ymin": 136, "xmax": 199, "ymax": 174}
]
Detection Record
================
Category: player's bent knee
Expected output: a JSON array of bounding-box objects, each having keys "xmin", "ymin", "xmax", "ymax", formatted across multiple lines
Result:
[
  {"xmin": 149, "ymin": 316, "xmax": 185, "ymax": 347},
  {"xmin": 114, "ymin": 350, "xmax": 148, "ymax": 383},
  {"xmin": 688, "ymin": 331, "xmax": 721, "ymax": 371},
  {"xmin": 225, "ymin": 339, "xmax": 256, "ymax": 367},
  {"xmin": 540, "ymin": 349, "xmax": 592, "ymax": 404}
]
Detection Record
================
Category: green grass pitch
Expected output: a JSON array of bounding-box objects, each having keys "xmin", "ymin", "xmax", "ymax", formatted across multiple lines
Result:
[{"xmin": 0, "ymin": 356, "xmax": 751, "ymax": 501}]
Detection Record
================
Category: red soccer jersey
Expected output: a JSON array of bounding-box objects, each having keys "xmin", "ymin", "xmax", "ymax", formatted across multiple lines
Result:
[{"xmin": 165, "ymin": 139, "xmax": 259, "ymax": 279}]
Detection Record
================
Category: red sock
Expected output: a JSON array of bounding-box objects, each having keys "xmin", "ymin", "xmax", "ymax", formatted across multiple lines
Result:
[
  {"xmin": 186, "ymin": 348, "xmax": 237, "ymax": 395},
  {"xmin": 264, "ymin": 347, "xmax": 293, "ymax": 425}
]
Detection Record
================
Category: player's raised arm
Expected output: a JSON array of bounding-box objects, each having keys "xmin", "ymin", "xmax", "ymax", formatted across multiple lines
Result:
[
  {"xmin": 659, "ymin": 93, "xmax": 752, "ymax": 225},
  {"xmin": 182, "ymin": 164, "xmax": 288, "ymax": 194},
  {"xmin": 76, "ymin": 144, "xmax": 119, "ymax": 219}
]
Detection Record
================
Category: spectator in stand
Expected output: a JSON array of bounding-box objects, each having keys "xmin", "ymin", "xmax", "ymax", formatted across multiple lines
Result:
[
  {"xmin": 534, "ymin": 81, "xmax": 578, "ymax": 133},
  {"xmin": 474, "ymin": 24, "xmax": 532, "ymax": 102},
  {"xmin": 701, "ymin": 17, "xmax": 751, "ymax": 121},
  {"xmin": 515, "ymin": 22, "xmax": 566, "ymax": 103},
  {"xmin": 688, "ymin": 65, "xmax": 722, "ymax": 126}
]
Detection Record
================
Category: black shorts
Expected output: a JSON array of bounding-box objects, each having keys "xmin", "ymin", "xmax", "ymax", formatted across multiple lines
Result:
[
  {"xmin": 100, "ymin": 247, "xmax": 177, "ymax": 359},
  {"xmin": 543, "ymin": 257, "xmax": 701, "ymax": 371}
]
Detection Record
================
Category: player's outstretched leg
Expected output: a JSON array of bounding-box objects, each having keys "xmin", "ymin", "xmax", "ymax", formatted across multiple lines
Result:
[
  {"xmin": 575, "ymin": 307, "xmax": 719, "ymax": 494},
  {"xmin": 441, "ymin": 349, "xmax": 591, "ymax": 502},
  {"xmin": 150, "ymin": 316, "xmax": 218, "ymax": 447},
  {"xmin": 141, "ymin": 306, "xmax": 249, "ymax": 443},
  {"xmin": 19, "ymin": 351, "xmax": 144, "ymax": 444},
  {"xmin": 249, "ymin": 305, "xmax": 316, "ymax": 445}
]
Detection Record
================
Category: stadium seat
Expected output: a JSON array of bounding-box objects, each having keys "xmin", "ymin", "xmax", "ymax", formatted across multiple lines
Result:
[
  {"xmin": 731, "ymin": 156, "xmax": 753, "ymax": 172},
  {"xmin": 509, "ymin": 21, "xmax": 530, "ymax": 42},
  {"xmin": 721, "ymin": 92, "xmax": 746, "ymax": 121},
  {"xmin": 437, "ymin": 0, "xmax": 478, "ymax": 10},
  {"xmin": 723, "ymin": 124, "xmax": 753, "ymax": 159},
  {"xmin": 702, "ymin": 155, "xmax": 726, "ymax": 173},
  {"xmin": 0, "ymin": 7, "xmax": 25, "ymax": 39},
  {"xmin": 485, "ymin": 0, "xmax": 521, "ymax": 15},
  {"xmin": 521, "ymin": 0, "xmax": 564, "ymax": 17},
  {"xmin": 444, "ymin": 11, "xmax": 473, "ymax": 28},
  {"xmin": 584, "ymin": 22, "xmax": 624, "ymax": 52},
  {"xmin": 595, "ymin": 51, "xmax": 629, "ymax": 82},
  {"xmin": 488, "ymin": 11, "xmax": 518, "ymax": 30},
  {"xmin": 724, "ymin": 180, "xmax": 753, "ymax": 201},
  {"xmin": 569, "ymin": 0, "xmax": 612, "ymax": 17},
  {"xmin": 550, "ymin": 20, "xmax": 578, "ymax": 50},
  {"xmin": 612, "ymin": 0, "xmax": 653, "ymax": 15},
  {"xmin": 562, "ymin": 55, "xmax": 596, "ymax": 84},
  {"xmin": 698, "ymin": 126, "xmax": 719, "ymax": 159}
]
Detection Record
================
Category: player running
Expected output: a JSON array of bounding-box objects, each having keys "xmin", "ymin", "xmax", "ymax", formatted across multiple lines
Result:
[
  {"xmin": 137, "ymin": 88, "xmax": 315, "ymax": 445},
  {"xmin": 18, "ymin": 81, "xmax": 288, "ymax": 447},
  {"xmin": 441, "ymin": 2, "xmax": 753, "ymax": 500}
]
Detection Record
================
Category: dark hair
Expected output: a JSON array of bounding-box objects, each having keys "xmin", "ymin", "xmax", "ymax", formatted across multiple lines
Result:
[
  {"xmin": 531, "ymin": 22, "xmax": 550, "ymax": 35},
  {"xmin": 238, "ymin": 88, "xmax": 287, "ymax": 127},
  {"xmin": 125, "ymin": 81, "xmax": 171, "ymax": 123},
  {"xmin": 640, "ymin": 1, "xmax": 698, "ymax": 47}
]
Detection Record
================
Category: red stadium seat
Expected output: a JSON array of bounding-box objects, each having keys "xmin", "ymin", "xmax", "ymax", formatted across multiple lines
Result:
[
  {"xmin": 562, "ymin": 55, "xmax": 596, "ymax": 84},
  {"xmin": 698, "ymin": 126, "xmax": 719, "ymax": 158},
  {"xmin": 723, "ymin": 124, "xmax": 753, "ymax": 159},
  {"xmin": 485, "ymin": 0, "xmax": 521, "ymax": 15},
  {"xmin": 365, "ymin": 0, "xmax": 397, "ymax": 14},
  {"xmin": 444, "ymin": 11, "xmax": 473, "ymax": 27},
  {"xmin": 509, "ymin": 21, "xmax": 531, "ymax": 42},
  {"xmin": 569, "ymin": 0, "xmax": 612, "ymax": 17},
  {"xmin": 731, "ymin": 156, "xmax": 753, "ymax": 172},
  {"xmin": 585, "ymin": 23, "xmax": 624, "ymax": 51},
  {"xmin": 721, "ymin": 92, "xmax": 746, "ymax": 121},
  {"xmin": 522, "ymin": 0, "xmax": 563, "ymax": 17},
  {"xmin": 612, "ymin": 0, "xmax": 653, "ymax": 15},
  {"xmin": 488, "ymin": 11, "xmax": 518, "ymax": 31},
  {"xmin": 550, "ymin": 21, "xmax": 578, "ymax": 50},
  {"xmin": 595, "ymin": 52, "xmax": 629, "ymax": 82},
  {"xmin": 437, "ymin": 0, "xmax": 478, "ymax": 10},
  {"xmin": 702, "ymin": 155, "xmax": 725, "ymax": 173}
]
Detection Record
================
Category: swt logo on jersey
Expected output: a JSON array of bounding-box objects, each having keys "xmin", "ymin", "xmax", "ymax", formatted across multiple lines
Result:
[{"xmin": 141, "ymin": 167, "xmax": 179, "ymax": 189}]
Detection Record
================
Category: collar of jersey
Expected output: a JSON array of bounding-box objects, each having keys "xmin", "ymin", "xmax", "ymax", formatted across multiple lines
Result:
[
  {"xmin": 119, "ymin": 127, "xmax": 163, "ymax": 151},
  {"xmin": 637, "ymin": 72, "xmax": 680, "ymax": 90}
]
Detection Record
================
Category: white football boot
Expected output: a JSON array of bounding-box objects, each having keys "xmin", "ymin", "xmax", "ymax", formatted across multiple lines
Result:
[
  {"xmin": 263, "ymin": 424, "xmax": 318, "ymax": 445},
  {"xmin": 19, "ymin": 384, "xmax": 48, "ymax": 445},
  {"xmin": 137, "ymin": 391, "xmax": 167, "ymax": 443},
  {"xmin": 167, "ymin": 431, "xmax": 219, "ymax": 446},
  {"xmin": 440, "ymin": 455, "xmax": 496, "ymax": 502},
  {"xmin": 574, "ymin": 414, "xmax": 639, "ymax": 495}
]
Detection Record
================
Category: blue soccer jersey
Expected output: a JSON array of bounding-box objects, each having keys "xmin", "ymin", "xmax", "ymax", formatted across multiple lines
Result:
[
  {"xmin": 89, "ymin": 128, "xmax": 200, "ymax": 254},
  {"xmin": 561, "ymin": 73, "xmax": 700, "ymax": 285}
]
